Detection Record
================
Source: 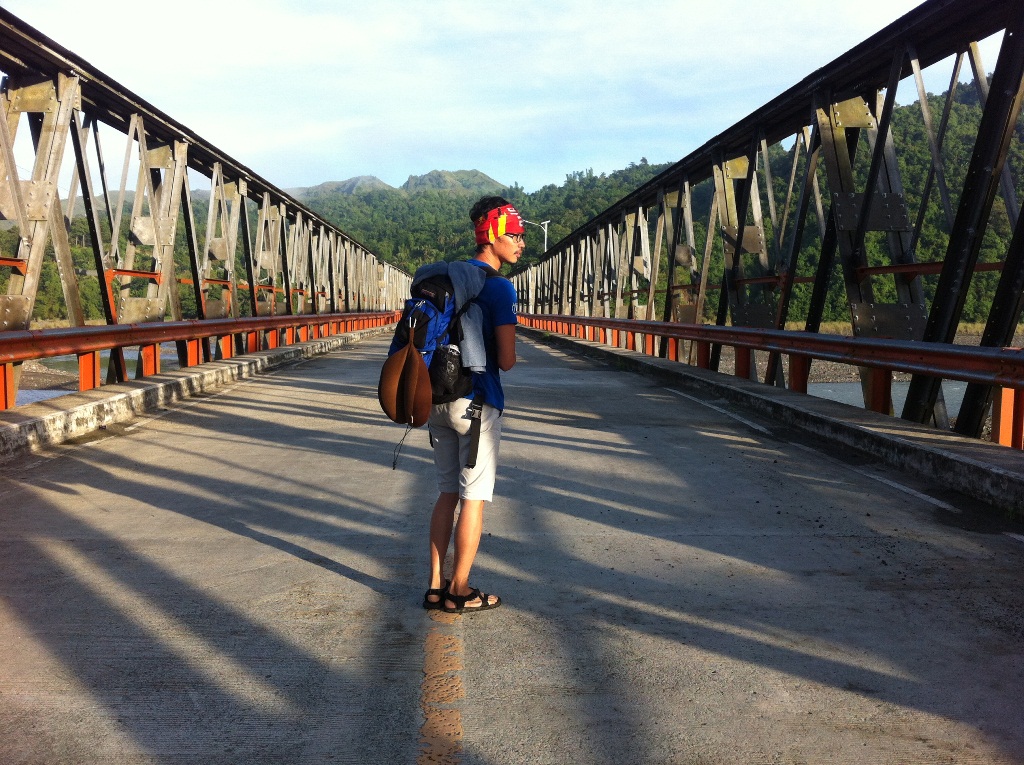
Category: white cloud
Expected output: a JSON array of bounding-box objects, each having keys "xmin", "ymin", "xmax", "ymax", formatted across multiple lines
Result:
[{"xmin": 3, "ymin": 0, "xmax": 993, "ymax": 192}]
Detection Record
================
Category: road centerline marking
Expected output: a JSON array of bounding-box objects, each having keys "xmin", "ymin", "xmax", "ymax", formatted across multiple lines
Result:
[{"xmin": 419, "ymin": 614, "xmax": 464, "ymax": 763}]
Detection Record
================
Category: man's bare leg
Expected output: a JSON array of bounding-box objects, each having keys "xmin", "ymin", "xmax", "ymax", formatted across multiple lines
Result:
[
  {"xmin": 426, "ymin": 492, "xmax": 459, "ymax": 606},
  {"xmin": 446, "ymin": 498, "xmax": 499, "ymax": 609}
]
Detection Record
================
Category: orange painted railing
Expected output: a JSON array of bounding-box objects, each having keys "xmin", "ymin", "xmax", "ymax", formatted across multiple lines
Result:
[
  {"xmin": 520, "ymin": 314, "xmax": 1024, "ymax": 449},
  {"xmin": 0, "ymin": 311, "xmax": 400, "ymax": 410}
]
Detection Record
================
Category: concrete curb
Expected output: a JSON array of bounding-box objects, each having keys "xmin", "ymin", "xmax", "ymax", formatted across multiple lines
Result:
[
  {"xmin": 520, "ymin": 326, "xmax": 1024, "ymax": 516},
  {"xmin": 0, "ymin": 326, "xmax": 392, "ymax": 464}
]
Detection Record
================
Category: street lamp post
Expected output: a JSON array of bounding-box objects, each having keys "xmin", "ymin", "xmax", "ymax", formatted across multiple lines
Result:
[{"xmin": 523, "ymin": 219, "xmax": 550, "ymax": 252}]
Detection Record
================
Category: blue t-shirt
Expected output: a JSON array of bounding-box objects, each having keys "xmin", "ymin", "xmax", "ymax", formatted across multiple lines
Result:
[{"xmin": 466, "ymin": 259, "xmax": 517, "ymax": 411}]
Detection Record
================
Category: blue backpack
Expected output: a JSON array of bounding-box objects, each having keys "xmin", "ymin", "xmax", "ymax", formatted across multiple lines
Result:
[{"xmin": 389, "ymin": 270, "xmax": 476, "ymax": 405}]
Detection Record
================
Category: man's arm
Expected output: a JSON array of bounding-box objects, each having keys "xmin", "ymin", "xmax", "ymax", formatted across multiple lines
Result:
[{"xmin": 495, "ymin": 324, "xmax": 517, "ymax": 371}]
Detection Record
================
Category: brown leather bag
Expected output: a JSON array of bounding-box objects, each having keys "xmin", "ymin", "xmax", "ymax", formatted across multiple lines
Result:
[{"xmin": 377, "ymin": 335, "xmax": 432, "ymax": 427}]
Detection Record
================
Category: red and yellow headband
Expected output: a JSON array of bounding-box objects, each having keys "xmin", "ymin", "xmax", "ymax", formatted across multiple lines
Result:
[{"xmin": 474, "ymin": 204, "xmax": 525, "ymax": 245}]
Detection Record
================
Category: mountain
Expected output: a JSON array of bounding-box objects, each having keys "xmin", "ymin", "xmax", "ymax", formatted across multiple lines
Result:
[
  {"xmin": 400, "ymin": 169, "xmax": 505, "ymax": 196},
  {"xmin": 288, "ymin": 170, "xmax": 505, "ymax": 201},
  {"xmin": 294, "ymin": 176, "xmax": 394, "ymax": 199}
]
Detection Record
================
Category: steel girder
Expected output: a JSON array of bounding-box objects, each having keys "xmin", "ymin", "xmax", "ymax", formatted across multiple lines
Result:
[{"xmin": 512, "ymin": 0, "xmax": 1024, "ymax": 439}]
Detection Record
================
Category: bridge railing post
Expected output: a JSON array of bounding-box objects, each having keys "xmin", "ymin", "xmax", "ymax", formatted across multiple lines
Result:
[
  {"xmin": 0, "ymin": 363, "xmax": 13, "ymax": 409},
  {"xmin": 867, "ymin": 368, "xmax": 893, "ymax": 414},
  {"xmin": 187, "ymin": 339, "xmax": 202, "ymax": 366},
  {"xmin": 78, "ymin": 351, "xmax": 101, "ymax": 391},
  {"xmin": 696, "ymin": 341, "xmax": 711, "ymax": 369},
  {"xmin": 993, "ymin": 387, "xmax": 1024, "ymax": 449},
  {"xmin": 789, "ymin": 353, "xmax": 810, "ymax": 393},
  {"xmin": 138, "ymin": 344, "xmax": 160, "ymax": 377},
  {"xmin": 735, "ymin": 347, "xmax": 752, "ymax": 379},
  {"xmin": 667, "ymin": 337, "xmax": 679, "ymax": 362}
]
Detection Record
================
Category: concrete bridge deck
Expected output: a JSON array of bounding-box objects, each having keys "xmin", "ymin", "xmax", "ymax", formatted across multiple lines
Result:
[{"xmin": 2, "ymin": 334, "xmax": 1024, "ymax": 764}]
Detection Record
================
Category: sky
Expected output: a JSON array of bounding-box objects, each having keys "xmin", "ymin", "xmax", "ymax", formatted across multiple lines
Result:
[{"xmin": 0, "ymin": 0, "xmax": 1000, "ymax": 193}]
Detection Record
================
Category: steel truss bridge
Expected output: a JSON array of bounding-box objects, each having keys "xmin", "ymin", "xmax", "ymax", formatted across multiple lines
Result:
[{"xmin": 1, "ymin": 0, "xmax": 1023, "ymax": 451}]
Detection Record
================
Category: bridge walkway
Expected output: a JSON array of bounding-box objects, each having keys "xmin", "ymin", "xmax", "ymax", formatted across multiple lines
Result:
[{"xmin": 1, "ymin": 335, "xmax": 1023, "ymax": 764}]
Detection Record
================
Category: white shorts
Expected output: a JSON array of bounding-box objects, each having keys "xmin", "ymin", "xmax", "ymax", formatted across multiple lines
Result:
[{"xmin": 428, "ymin": 399, "xmax": 502, "ymax": 501}]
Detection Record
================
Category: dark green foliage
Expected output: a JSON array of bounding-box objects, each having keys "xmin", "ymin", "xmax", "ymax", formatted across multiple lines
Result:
[
  {"xmin": 0, "ymin": 226, "xmax": 17, "ymax": 293},
  {"xmin": 302, "ymin": 186, "xmax": 478, "ymax": 271},
  {"xmin": 33, "ymin": 261, "xmax": 67, "ymax": 320},
  {"xmin": 301, "ymin": 159, "xmax": 673, "ymax": 274},
  {"xmin": 400, "ymin": 169, "xmax": 507, "ymax": 196}
]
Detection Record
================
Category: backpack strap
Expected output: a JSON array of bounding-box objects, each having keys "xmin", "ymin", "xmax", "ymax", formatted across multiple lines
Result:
[{"xmin": 464, "ymin": 394, "xmax": 486, "ymax": 468}]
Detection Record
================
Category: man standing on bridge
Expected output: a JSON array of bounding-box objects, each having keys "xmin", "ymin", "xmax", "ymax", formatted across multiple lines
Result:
[{"xmin": 424, "ymin": 196, "xmax": 522, "ymax": 614}]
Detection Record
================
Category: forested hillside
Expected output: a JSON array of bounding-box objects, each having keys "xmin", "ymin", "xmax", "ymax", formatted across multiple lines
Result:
[
  {"xmin": 3, "ymin": 82, "xmax": 1022, "ymax": 326},
  {"xmin": 294, "ymin": 161, "xmax": 670, "ymax": 273}
]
